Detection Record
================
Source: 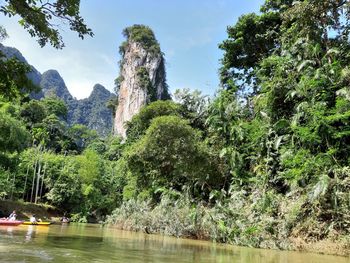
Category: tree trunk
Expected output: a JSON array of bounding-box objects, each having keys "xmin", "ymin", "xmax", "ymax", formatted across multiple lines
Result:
[
  {"xmin": 10, "ymin": 172, "xmax": 15, "ymax": 201},
  {"xmin": 35, "ymin": 160, "xmax": 42, "ymax": 204},
  {"xmin": 23, "ymin": 165, "xmax": 30, "ymax": 201},
  {"xmin": 39, "ymin": 163, "xmax": 46, "ymax": 200},
  {"xmin": 30, "ymin": 158, "xmax": 38, "ymax": 203}
]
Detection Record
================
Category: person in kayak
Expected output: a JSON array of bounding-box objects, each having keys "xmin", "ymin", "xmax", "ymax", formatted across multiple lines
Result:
[
  {"xmin": 8, "ymin": 210, "xmax": 17, "ymax": 221},
  {"xmin": 61, "ymin": 216, "xmax": 70, "ymax": 223},
  {"xmin": 30, "ymin": 214, "xmax": 37, "ymax": 224}
]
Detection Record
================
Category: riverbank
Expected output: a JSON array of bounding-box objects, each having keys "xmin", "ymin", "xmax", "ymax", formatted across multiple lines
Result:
[
  {"xmin": 105, "ymin": 193, "xmax": 350, "ymax": 257},
  {"xmin": 0, "ymin": 200, "xmax": 60, "ymax": 221}
]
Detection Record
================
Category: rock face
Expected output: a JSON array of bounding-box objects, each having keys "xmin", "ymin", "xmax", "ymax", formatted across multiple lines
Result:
[
  {"xmin": 114, "ymin": 25, "xmax": 170, "ymax": 138},
  {"xmin": 69, "ymin": 84, "xmax": 116, "ymax": 137},
  {"xmin": 40, "ymin": 70, "xmax": 73, "ymax": 102}
]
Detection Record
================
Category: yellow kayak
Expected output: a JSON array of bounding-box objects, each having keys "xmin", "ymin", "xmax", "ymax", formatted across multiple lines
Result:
[{"xmin": 22, "ymin": 221, "xmax": 52, "ymax": 226}]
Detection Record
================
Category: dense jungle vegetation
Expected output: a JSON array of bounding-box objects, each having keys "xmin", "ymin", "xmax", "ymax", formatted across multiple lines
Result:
[{"xmin": 2, "ymin": 0, "xmax": 350, "ymax": 255}]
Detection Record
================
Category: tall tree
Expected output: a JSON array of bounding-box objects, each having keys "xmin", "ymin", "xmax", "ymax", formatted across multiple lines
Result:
[{"xmin": 0, "ymin": 0, "xmax": 93, "ymax": 49}]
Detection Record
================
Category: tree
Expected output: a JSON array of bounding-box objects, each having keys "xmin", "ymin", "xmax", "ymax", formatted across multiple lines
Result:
[
  {"xmin": 0, "ymin": 0, "xmax": 93, "ymax": 49},
  {"xmin": 45, "ymin": 154, "xmax": 82, "ymax": 210},
  {"xmin": 120, "ymin": 24, "xmax": 160, "ymax": 55},
  {"xmin": 126, "ymin": 100, "xmax": 182, "ymax": 142},
  {"xmin": 126, "ymin": 115, "xmax": 222, "ymax": 196},
  {"xmin": 174, "ymin": 88, "xmax": 210, "ymax": 130},
  {"xmin": 0, "ymin": 110, "xmax": 29, "ymax": 153},
  {"xmin": 0, "ymin": 1, "xmax": 92, "ymax": 101},
  {"xmin": 219, "ymin": 12, "xmax": 282, "ymax": 93},
  {"xmin": 0, "ymin": 51, "xmax": 38, "ymax": 102},
  {"xmin": 20, "ymin": 100, "xmax": 47, "ymax": 127},
  {"xmin": 217, "ymin": 0, "xmax": 350, "ymax": 190},
  {"xmin": 41, "ymin": 97, "xmax": 68, "ymax": 120},
  {"xmin": 68, "ymin": 124, "xmax": 98, "ymax": 152},
  {"xmin": 0, "ymin": 25, "xmax": 8, "ymax": 41},
  {"xmin": 0, "ymin": 26, "xmax": 37, "ymax": 102},
  {"xmin": 105, "ymin": 136, "xmax": 124, "ymax": 161}
]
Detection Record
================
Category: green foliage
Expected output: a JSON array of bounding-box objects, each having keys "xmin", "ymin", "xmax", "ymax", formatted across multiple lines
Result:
[
  {"xmin": 120, "ymin": 24, "xmax": 160, "ymax": 55},
  {"xmin": 0, "ymin": 0, "xmax": 93, "ymax": 49},
  {"xmin": 3, "ymin": 1, "xmax": 350, "ymax": 253},
  {"xmin": 77, "ymin": 149, "xmax": 102, "ymax": 184},
  {"xmin": 104, "ymin": 136, "xmax": 124, "ymax": 161},
  {"xmin": 219, "ymin": 11, "xmax": 282, "ymax": 91},
  {"xmin": 136, "ymin": 67, "xmax": 156, "ymax": 102},
  {"xmin": 20, "ymin": 100, "xmax": 47, "ymax": 127},
  {"xmin": 0, "ymin": 167, "xmax": 12, "ymax": 199},
  {"xmin": 68, "ymin": 124, "xmax": 98, "ymax": 152},
  {"xmin": 113, "ymin": 76, "xmax": 124, "ymax": 95},
  {"xmin": 0, "ymin": 110, "xmax": 29, "ymax": 153},
  {"xmin": 174, "ymin": 88, "xmax": 210, "ymax": 130},
  {"xmin": 0, "ymin": 53, "xmax": 38, "ymax": 102},
  {"xmin": 126, "ymin": 100, "xmax": 182, "ymax": 141},
  {"xmin": 20, "ymin": 97, "xmax": 67, "ymax": 129},
  {"xmin": 125, "ymin": 115, "xmax": 221, "ymax": 196},
  {"xmin": 45, "ymin": 155, "xmax": 82, "ymax": 210},
  {"xmin": 41, "ymin": 97, "xmax": 68, "ymax": 119},
  {"xmin": 0, "ymin": 25, "xmax": 8, "ymax": 41},
  {"xmin": 86, "ymin": 141, "xmax": 106, "ymax": 155},
  {"xmin": 17, "ymin": 148, "xmax": 123, "ymax": 220}
]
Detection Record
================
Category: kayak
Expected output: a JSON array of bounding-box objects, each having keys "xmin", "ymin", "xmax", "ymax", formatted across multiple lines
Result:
[
  {"xmin": 22, "ymin": 221, "xmax": 51, "ymax": 226},
  {"xmin": 0, "ymin": 219, "xmax": 23, "ymax": 226}
]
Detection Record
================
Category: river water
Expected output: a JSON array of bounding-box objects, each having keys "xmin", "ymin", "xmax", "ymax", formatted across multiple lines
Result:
[{"xmin": 0, "ymin": 223, "xmax": 349, "ymax": 262}]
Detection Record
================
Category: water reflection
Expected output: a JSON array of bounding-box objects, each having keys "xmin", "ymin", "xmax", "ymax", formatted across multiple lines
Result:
[
  {"xmin": 0, "ymin": 224, "xmax": 349, "ymax": 263},
  {"xmin": 25, "ymin": 225, "xmax": 34, "ymax": 241},
  {"xmin": 0, "ymin": 225, "xmax": 15, "ymax": 239}
]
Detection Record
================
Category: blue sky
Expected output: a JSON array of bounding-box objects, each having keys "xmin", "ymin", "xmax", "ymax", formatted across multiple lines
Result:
[{"xmin": 1, "ymin": 0, "xmax": 264, "ymax": 99}]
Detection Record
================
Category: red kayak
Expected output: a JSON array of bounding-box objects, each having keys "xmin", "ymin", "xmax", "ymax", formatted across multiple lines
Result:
[{"xmin": 0, "ymin": 219, "xmax": 23, "ymax": 226}]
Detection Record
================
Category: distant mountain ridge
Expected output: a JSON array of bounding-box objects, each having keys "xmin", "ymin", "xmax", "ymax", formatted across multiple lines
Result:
[{"xmin": 0, "ymin": 43, "xmax": 115, "ymax": 136}]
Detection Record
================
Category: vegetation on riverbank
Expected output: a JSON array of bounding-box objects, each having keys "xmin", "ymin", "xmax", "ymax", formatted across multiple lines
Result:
[
  {"xmin": 105, "ymin": 182, "xmax": 350, "ymax": 256},
  {"xmin": 107, "ymin": 1, "xmax": 350, "ymax": 256},
  {"xmin": 1, "ymin": 0, "xmax": 350, "ymax": 257},
  {"xmin": 0, "ymin": 200, "xmax": 59, "ymax": 220}
]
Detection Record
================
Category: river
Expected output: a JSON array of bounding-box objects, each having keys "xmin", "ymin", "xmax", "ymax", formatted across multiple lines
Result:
[{"xmin": 0, "ymin": 223, "xmax": 348, "ymax": 262}]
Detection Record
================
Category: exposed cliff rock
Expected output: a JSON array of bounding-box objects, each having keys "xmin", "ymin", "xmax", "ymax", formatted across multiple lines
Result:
[
  {"xmin": 40, "ymin": 70, "xmax": 74, "ymax": 102},
  {"xmin": 69, "ymin": 84, "xmax": 116, "ymax": 137},
  {"xmin": 114, "ymin": 25, "xmax": 170, "ymax": 138}
]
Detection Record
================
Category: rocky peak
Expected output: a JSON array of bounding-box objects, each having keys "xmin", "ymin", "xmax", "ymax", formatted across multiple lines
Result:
[
  {"xmin": 90, "ymin": 84, "xmax": 112, "ymax": 100},
  {"xmin": 68, "ymin": 83, "xmax": 115, "ymax": 137},
  {"xmin": 40, "ymin": 70, "xmax": 73, "ymax": 102},
  {"xmin": 0, "ymin": 43, "xmax": 27, "ymax": 62},
  {"xmin": 114, "ymin": 25, "xmax": 170, "ymax": 138}
]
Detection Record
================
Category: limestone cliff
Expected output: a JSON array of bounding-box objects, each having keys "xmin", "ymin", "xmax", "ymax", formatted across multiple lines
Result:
[{"xmin": 114, "ymin": 25, "xmax": 170, "ymax": 138}]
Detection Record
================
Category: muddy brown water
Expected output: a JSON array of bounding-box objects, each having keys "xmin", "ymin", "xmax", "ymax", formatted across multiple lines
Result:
[{"xmin": 0, "ymin": 223, "xmax": 349, "ymax": 262}]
